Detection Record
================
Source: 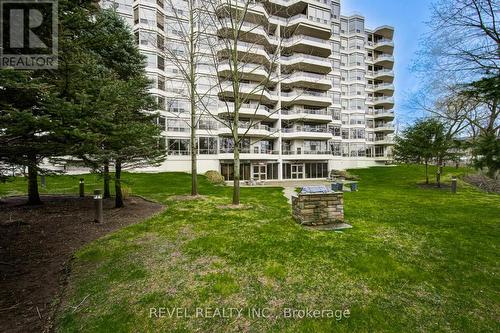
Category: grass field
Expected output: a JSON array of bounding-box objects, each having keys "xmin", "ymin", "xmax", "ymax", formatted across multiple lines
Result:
[{"xmin": 1, "ymin": 165, "xmax": 499, "ymax": 332}]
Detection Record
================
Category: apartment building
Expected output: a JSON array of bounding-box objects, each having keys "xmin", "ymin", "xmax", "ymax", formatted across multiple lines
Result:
[{"xmin": 101, "ymin": 0, "xmax": 395, "ymax": 181}]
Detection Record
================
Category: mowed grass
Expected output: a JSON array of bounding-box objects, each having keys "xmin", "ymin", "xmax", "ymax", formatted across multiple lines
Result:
[{"xmin": 1, "ymin": 166, "xmax": 499, "ymax": 332}]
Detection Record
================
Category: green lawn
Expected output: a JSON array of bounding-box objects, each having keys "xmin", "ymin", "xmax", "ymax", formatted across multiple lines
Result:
[{"xmin": 1, "ymin": 166, "xmax": 499, "ymax": 332}]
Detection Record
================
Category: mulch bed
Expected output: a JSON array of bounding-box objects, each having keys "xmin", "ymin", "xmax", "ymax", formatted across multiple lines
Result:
[
  {"xmin": 463, "ymin": 174, "xmax": 500, "ymax": 193},
  {"xmin": 0, "ymin": 195, "xmax": 163, "ymax": 333}
]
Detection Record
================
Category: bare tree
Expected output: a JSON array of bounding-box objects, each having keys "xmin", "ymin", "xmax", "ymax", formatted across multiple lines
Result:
[
  {"xmin": 415, "ymin": 0, "xmax": 499, "ymax": 86},
  {"xmin": 198, "ymin": 0, "xmax": 330, "ymax": 205}
]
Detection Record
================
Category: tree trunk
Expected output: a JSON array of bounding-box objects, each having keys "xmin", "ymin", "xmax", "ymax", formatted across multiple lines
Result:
[
  {"xmin": 114, "ymin": 160, "xmax": 124, "ymax": 208},
  {"xmin": 436, "ymin": 158, "xmax": 442, "ymax": 188},
  {"xmin": 27, "ymin": 154, "xmax": 42, "ymax": 205},
  {"xmin": 425, "ymin": 161, "xmax": 429, "ymax": 184},
  {"xmin": 189, "ymin": 0, "xmax": 198, "ymax": 196},
  {"xmin": 232, "ymin": 145, "xmax": 240, "ymax": 205},
  {"xmin": 103, "ymin": 161, "xmax": 111, "ymax": 199}
]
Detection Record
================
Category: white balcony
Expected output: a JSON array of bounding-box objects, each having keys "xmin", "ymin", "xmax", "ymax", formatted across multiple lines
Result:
[
  {"xmin": 218, "ymin": 124, "xmax": 278, "ymax": 138},
  {"xmin": 281, "ymin": 90, "xmax": 331, "ymax": 107},
  {"xmin": 372, "ymin": 39, "xmax": 394, "ymax": 53},
  {"xmin": 281, "ymin": 71, "xmax": 331, "ymax": 90},
  {"xmin": 281, "ymin": 109, "xmax": 332, "ymax": 122},
  {"xmin": 281, "ymin": 127, "xmax": 332, "ymax": 139},
  {"xmin": 219, "ymin": 82, "xmax": 277, "ymax": 104},
  {"xmin": 373, "ymin": 83, "xmax": 395, "ymax": 95},
  {"xmin": 373, "ymin": 124, "xmax": 395, "ymax": 132},
  {"xmin": 217, "ymin": 104, "xmax": 278, "ymax": 120},
  {"xmin": 373, "ymin": 54, "xmax": 394, "ymax": 68},
  {"xmin": 372, "ymin": 69, "xmax": 394, "ymax": 80},
  {"xmin": 283, "ymin": 35, "xmax": 331, "ymax": 58},
  {"xmin": 217, "ymin": 61, "xmax": 276, "ymax": 83},
  {"xmin": 281, "ymin": 53, "xmax": 332, "ymax": 74},
  {"xmin": 374, "ymin": 137, "xmax": 393, "ymax": 145},
  {"xmin": 371, "ymin": 109, "xmax": 395, "ymax": 119},
  {"xmin": 370, "ymin": 96, "xmax": 395, "ymax": 108}
]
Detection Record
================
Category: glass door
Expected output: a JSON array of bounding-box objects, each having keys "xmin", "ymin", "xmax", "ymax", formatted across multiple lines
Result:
[
  {"xmin": 252, "ymin": 164, "xmax": 267, "ymax": 180},
  {"xmin": 291, "ymin": 164, "xmax": 304, "ymax": 179}
]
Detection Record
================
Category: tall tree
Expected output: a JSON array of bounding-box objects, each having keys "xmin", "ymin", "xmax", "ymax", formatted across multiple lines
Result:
[
  {"xmin": 460, "ymin": 76, "xmax": 500, "ymax": 177},
  {"xmin": 0, "ymin": 69, "xmax": 64, "ymax": 205},
  {"xmin": 72, "ymin": 9, "xmax": 166, "ymax": 207},
  {"xmin": 201, "ymin": 0, "xmax": 298, "ymax": 205},
  {"xmin": 395, "ymin": 119, "xmax": 438, "ymax": 184},
  {"xmin": 395, "ymin": 118, "xmax": 459, "ymax": 186},
  {"xmin": 150, "ymin": 0, "xmax": 212, "ymax": 196},
  {"xmin": 415, "ymin": 0, "xmax": 499, "ymax": 84}
]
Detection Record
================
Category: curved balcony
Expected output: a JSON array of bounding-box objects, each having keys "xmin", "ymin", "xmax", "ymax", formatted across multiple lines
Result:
[
  {"xmin": 264, "ymin": 0, "xmax": 331, "ymax": 17},
  {"xmin": 374, "ymin": 136, "xmax": 394, "ymax": 145},
  {"xmin": 372, "ymin": 69, "xmax": 394, "ymax": 82},
  {"xmin": 370, "ymin": 96, "xmax": 395, "ymax": 108},
  {"xmin": 373, "ymin": 39, "xmax": 394, "ymax": 54},
  {"xmin": 281, "ymin": 109, "xmax": 331, "ymax": 123},
  {"xmin": 371, "ymin": 109, "xmax": 395, "ymax": 119},
  {"xmin": 373, "ymin": 124, "xmax": 395, "ymax": 133},
  {"xmin": 217, "ymin": 61, "xmax": 276, "ymax": 84},
  {"xmin": 281, "ymin": 127, "xmax": 332, "ymax": 140},
  {"xmin": 373, "ymin": 83, "xmax": 395, "ymax": 95},
  {"xmin": 217, "ymin": 20, "xmax": 331, "ymax": 57},
  {"xmin": 281, "ymin": 71, "xmax": 331, "ymax": 90},
  {"xmin": 373, "ymin": 25, "xmax": 394, "ymax": 39},
  {"xmin": 281, "ymin": 53, "xmax": 332, "ymax": 74},
  {"xmin": 218, "ymin": 149, "xmax": 279, "ymax": 160},
  {"xmin": 281, "ymin": 89, "xmax": 331, "ymax": 107},
  {"xmin": 216, "ymin": 42, "xmax": 275, "ymax": 69},
  {"xmin": 219, "ymin": 82, "xmax": 277, "ymax": 104},
  {"xmin": 373, "ymin": 54, "xmax": 394, "ymax": 69},
  {"xmin": 218, "ymin": 124, "xmax": 278, "ymax": 138},
  {"xmin": 217, "ymin": 104, "xmax": 278, "ymax": 120},
  {"xmin": 282, "ymin": 149, "xmax": 333, "ymax": 159}
]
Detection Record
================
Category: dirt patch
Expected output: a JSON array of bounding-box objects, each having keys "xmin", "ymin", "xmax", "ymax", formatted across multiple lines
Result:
[
  {"xmin": 169, "ymin": 194, "xmax": 207, "ymax": 201},
  {"xmin": 217, "ymin": 204, "xmax": 253, "ymax": 210},
  {"xmin": 463, "ymin": 174, "xmax": 500, "ymax": 193},
  {"xmin": 0, "ymin": 195, "xmax": 163, "ymax": 333}
]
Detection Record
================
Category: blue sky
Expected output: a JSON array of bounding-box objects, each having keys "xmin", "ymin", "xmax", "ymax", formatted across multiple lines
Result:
[{"xmin": 342, "ymin": 0, "xmax": 434, "ymax": 127}]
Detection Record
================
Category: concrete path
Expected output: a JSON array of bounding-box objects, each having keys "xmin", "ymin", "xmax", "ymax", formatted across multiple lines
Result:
[
  {"xmin": 240, "ymin": 180, "xmax": 331, "ymax": 204},
  {"xmin": 282, "ymin": 187, "xmax": 297, "ymax": 204}
]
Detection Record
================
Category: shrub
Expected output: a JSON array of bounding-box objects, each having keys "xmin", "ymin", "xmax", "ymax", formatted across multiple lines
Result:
[
  {"xmin": 330, "ymin": 169, "xmax": 360, "ymax": 181},
  {"xmin": 121, "ymin": 185, "xmax": 132, "ymax": 199},
  {"xmin": 205, "ymin": 170, "xmax": 225, "ymax": 185}
]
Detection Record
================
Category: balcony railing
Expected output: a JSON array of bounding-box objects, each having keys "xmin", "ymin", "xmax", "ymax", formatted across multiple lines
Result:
[
  {"xmin": 281, "ymin": 53, "xmax": 331, "ymax": 64},
  {"xmin": 370, "ymin": 96, "xmax": 395, "ymax": 103},
  {"xmin": 282, "ymin": 108, "xmax": 329, "ymax": 115},
  {"xmin": 283, "ymin": 150, "xmax": 332, "ymax": 155},
  {"xmin": 282, "ymin": 127, "xmax": 329, "ymax": 133},
  {"xmin": 374, "ymin": 124, "xmax": 395, "ymax": 130},
  {"xmin": 372, "ymin": 69, "xmax": 394, "ymax": 77}
]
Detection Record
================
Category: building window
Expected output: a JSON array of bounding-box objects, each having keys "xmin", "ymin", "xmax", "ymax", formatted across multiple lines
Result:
[
  {"xmin": 167, "ymin": 118, "xmax": 189, "ymax": 132},
  {"xmin": 304, "ymin": 162, "xmax": 329, "ymax": 179},
  {"xmin": 167, "ymin": 138, "xmax": 190, "ymax": 155},
  {"xmin": 198, "ymin": 137, "xmax": 217, "ymax": 154}
]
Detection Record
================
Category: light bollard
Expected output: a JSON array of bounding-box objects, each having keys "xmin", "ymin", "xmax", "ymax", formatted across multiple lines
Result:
[
  {"xmin": 79, "ymin": 178, "xmax": 85, "ymax": 197},
  {"xmin": 94, "ymin": 189, "xmax": 103, "ymax": 223},
  {"xmin": 451, "ymin": 176, "xmax": 457, "ymax": 194},
  {"xmin": 41, "ymin": 175, "xmax": 46, "ymax": 188}
]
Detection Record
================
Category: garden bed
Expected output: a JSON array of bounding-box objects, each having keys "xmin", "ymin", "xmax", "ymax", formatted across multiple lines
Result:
[{"xmin": 0, "ymin": 195, "xmax": 163, "ymax": 333}]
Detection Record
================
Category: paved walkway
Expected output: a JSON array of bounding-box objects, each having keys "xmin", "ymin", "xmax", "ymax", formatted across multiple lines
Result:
[{"xmin": 240, "ymin": 180, "xmax": 331, "ymax": 204}]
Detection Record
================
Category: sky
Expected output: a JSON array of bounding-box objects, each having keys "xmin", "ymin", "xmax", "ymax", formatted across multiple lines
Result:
[{"xmin": 342, "ymin": 0, "xmax": 435, "ymax": 127}]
